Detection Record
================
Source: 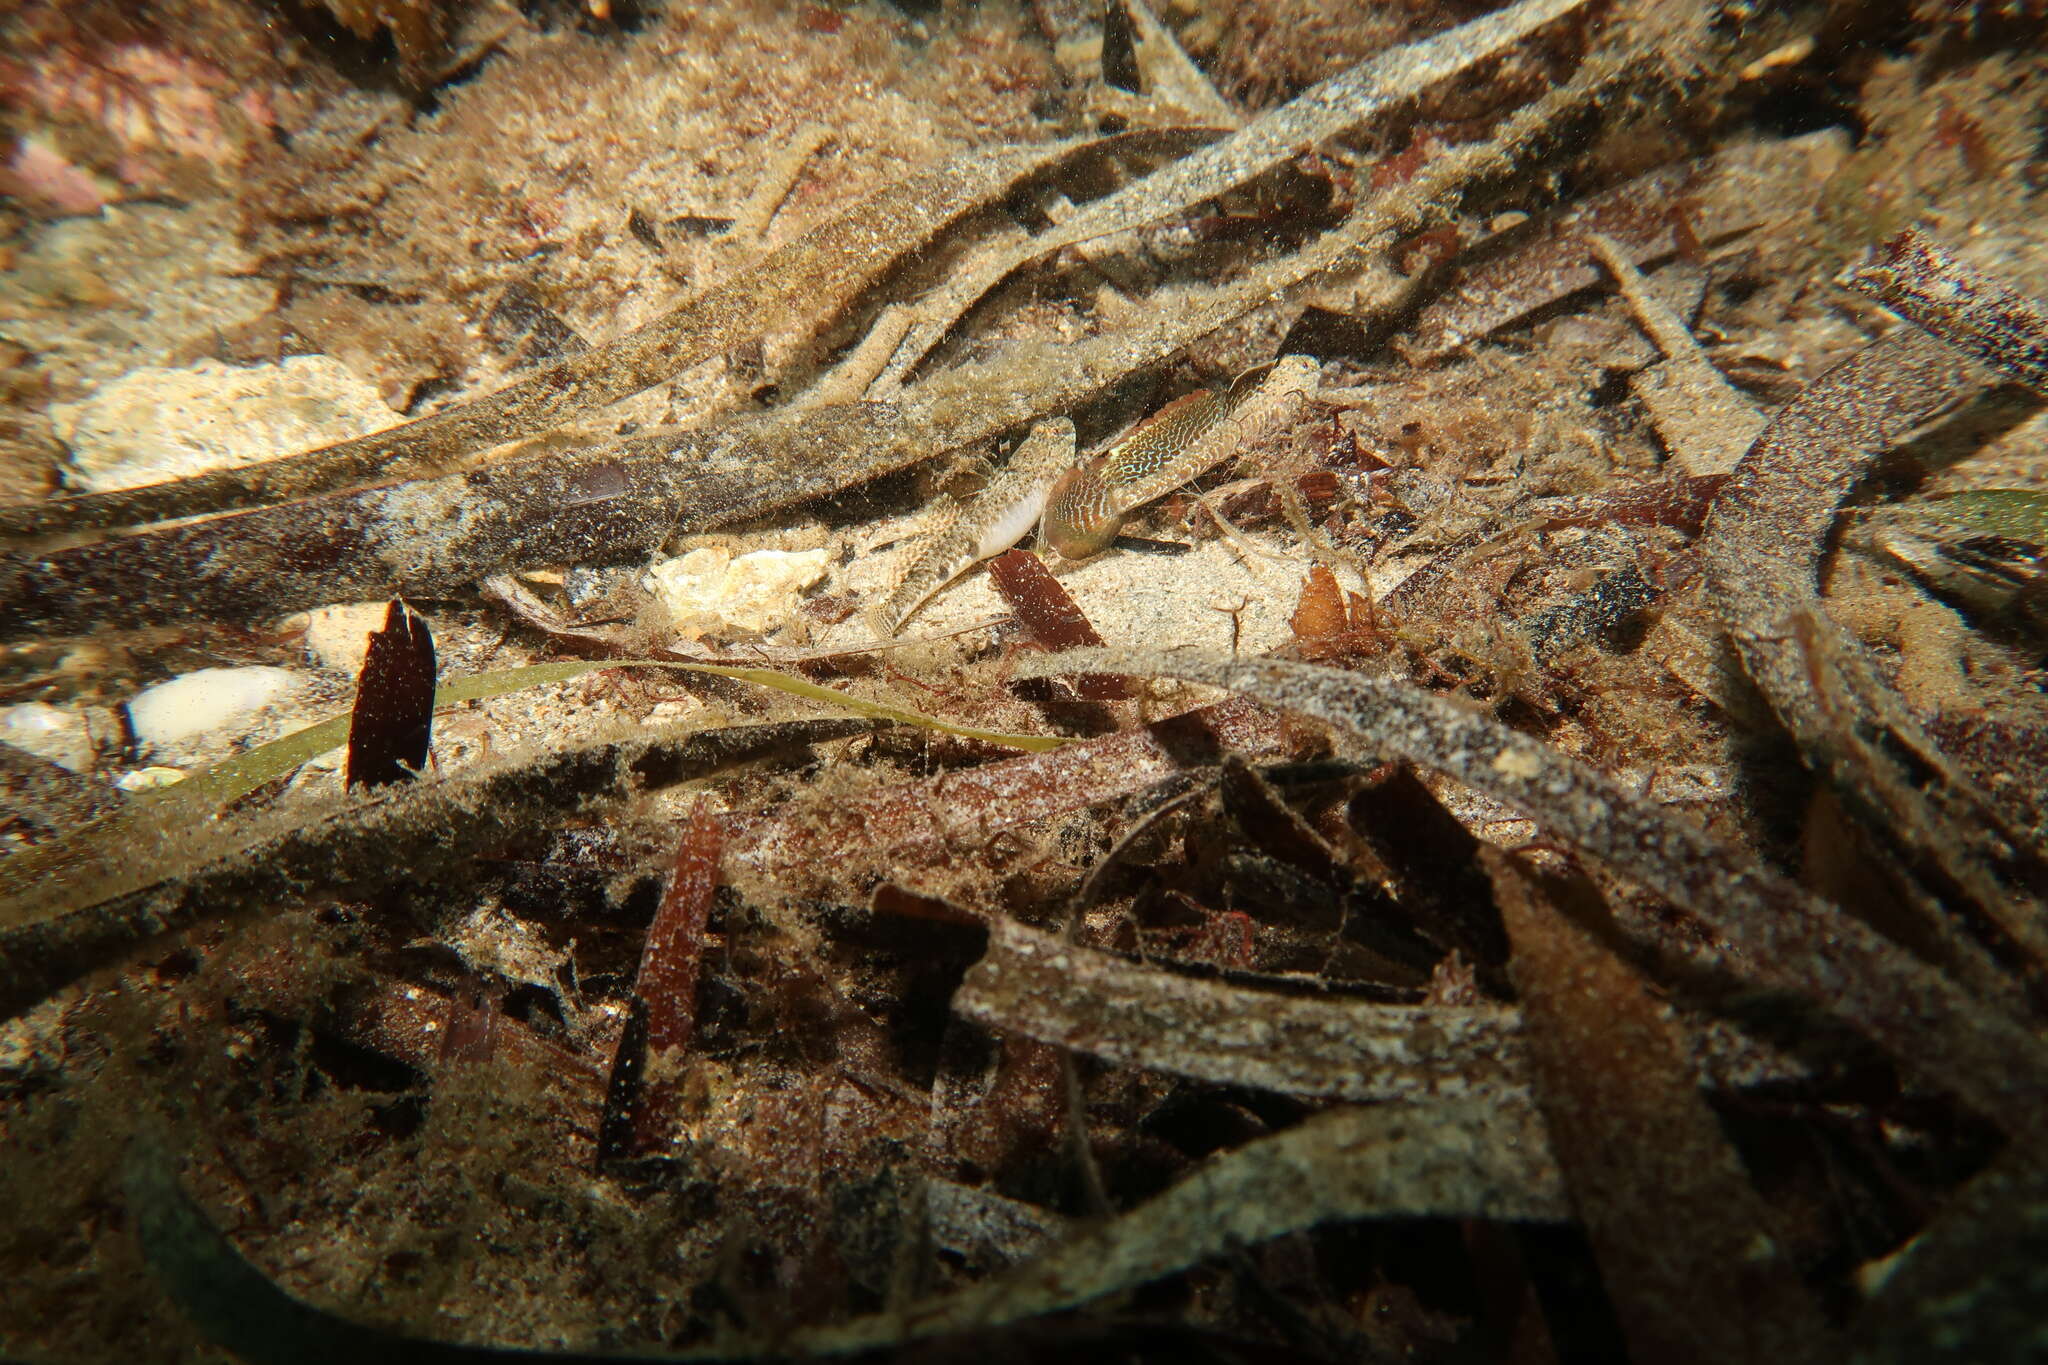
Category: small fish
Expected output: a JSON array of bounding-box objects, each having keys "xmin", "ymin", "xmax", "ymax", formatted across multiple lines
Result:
[
  {"xmin": 870, "ymin": 355, "xmax": 1317, "ymax": 635},
  {"xmin": 1039, "ymin": 354, "xmax": 1319, "ymax": 559},
  {"xmin": 872, "ymin": 417, "xmax": 1076, "ymax": 636}
]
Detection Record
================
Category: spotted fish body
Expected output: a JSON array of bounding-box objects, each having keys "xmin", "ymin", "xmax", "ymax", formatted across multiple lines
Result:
[
  {"xmin": 1041, "ymin": 354, "xmax": 1319, "ymax": 559},
  {"xmin": 873, "ymin": 417, "xmax": 1076, "ymax": 635}
]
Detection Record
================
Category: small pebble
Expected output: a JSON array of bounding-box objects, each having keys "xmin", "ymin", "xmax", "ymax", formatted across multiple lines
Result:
[
  {"xmin": 644, "ymin": 546, "xmax": 829, "ymax": 640},
  {"xmin": 115, "ymin": 766, "xmax": 187, "ymax": 792},
  {"xmin": 0, "ymin": 701, "xmax": 94, "ymax": 772},
  {"xmin": 52, "ymin": 355, "xmax": 398, "ymax": 493},
  {"xmin": 126, "ymin": 666, "xmax": 305, "ymax": 753}
]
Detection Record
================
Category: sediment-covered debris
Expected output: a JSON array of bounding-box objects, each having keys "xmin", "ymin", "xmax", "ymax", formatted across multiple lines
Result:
[{"xmin": 1, "ymin": 1, "xmax": 2045, "ymax": 1360}]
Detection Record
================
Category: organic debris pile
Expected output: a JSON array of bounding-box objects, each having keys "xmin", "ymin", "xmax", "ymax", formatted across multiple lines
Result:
[{"xmin": 3, "ymin": 0, "xmax": 2048, "ymax": 1361}]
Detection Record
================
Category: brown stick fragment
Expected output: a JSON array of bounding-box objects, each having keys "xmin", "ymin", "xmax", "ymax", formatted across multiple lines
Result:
[
  {"xmin": 603, "ymin": 800, "xmax": 722, "ymax": 1166},
  {"xmin": 1842, "ymin": 227, "xmax": 2048, "ymax": 395},
  {"xmin": 1346, "ymin": 764, "xmax": 1508, "ymax": 968},
  {"xmin": 1486, "ymin": 849, "xmax": 1839, "ymax": 1365},
  {"xmin": 595, "ymin": 995, "xmax": 653, "ymax": 1169}
]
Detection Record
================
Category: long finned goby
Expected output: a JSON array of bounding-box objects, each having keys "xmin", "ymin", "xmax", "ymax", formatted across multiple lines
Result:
[
  {"xmin": 873, "ymin": 417, "xmax": 1077, "ymax": 635},
  {"xmin": 872, "ymin": 354, "xmax": 1317, "ymax": 635},
  {"xmin": 1040, "ymin": 354, "xmax": 1320, "ymax": 559}
]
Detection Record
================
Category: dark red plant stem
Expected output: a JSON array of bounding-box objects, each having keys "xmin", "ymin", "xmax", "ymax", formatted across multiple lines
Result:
[
  {"xmin": 640, "ymin": 800, "xmax": 724, "ymax": 1057},
  {"xmin": 600, "ymin": 800, "xmax": 724, "ymax": 1163}
]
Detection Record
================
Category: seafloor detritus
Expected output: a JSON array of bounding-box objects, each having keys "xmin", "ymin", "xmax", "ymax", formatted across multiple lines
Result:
[{"xmin": 2, "ymin": 1, "xmax": 2047, "ymax": 1361}]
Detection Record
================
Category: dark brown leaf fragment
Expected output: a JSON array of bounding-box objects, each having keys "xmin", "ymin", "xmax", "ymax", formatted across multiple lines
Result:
[
  {"xmin": 987, "ymin": 547, "xmax": 1131, "ymax": 701},
  {"xmin": 1346, "ymin": 765, "xmax": 1507, "ymax": 968},
  {"xmin": 346, "ymin": 600, "xmax": 436, "ymax": 790},
  {"xmin": 601, "ymin": 801, "xmax": 724, "ymax": 1165},
  {"xmin": 595, "ymin": 995, "xmax": 652, "ymax": 1169},
  {"xmin": 640, "ymin": 802, "xmax": 722, "ymax": 1057},
  {"xmin": 435, "ymin": 982, "xmax": 498, "ymax": 1066},
  {"xmin": 1101, "ymin": 0, "xmax": 1140, "ymax": 92},
  {"xmin": 1487, "ymin": 849, "xmax": 1838, "ymax": 1365},
  {"xmin": 1288, "ymin": 564, "xmax": 1347, "ymax": 644},
  {"xmin": 1218, "ymin": 754, "xmax": 1444, "ymax": 973},
  {"xmin": 988, "ymin": 549, "xmax": 1105, "ymax": 650}
]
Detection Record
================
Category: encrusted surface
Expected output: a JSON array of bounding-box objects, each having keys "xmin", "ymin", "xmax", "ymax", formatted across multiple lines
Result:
[{"xmin": 1, "ymin": 1, "xmax": 2045, "ymax": 1360}]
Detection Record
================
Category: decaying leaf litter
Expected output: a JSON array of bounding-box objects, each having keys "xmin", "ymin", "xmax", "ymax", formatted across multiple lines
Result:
[{"xmin": 2, "ymin": 0, "xmax": 2047, "ymax": 1359}]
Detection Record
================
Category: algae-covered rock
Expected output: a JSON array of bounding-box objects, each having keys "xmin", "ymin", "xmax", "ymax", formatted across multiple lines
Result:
[
  {"xmin": 51, "ymin": 355, "xmax": 398, "ymax": 492},
  {"xmin": 645, "ymin": 546, "xmax": 831, "ymax": 640}
]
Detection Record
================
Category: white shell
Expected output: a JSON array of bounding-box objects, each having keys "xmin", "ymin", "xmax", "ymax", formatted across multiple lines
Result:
[{"xmin": 127, "ymin": 667, "xmax": 304, "ymax": 753}]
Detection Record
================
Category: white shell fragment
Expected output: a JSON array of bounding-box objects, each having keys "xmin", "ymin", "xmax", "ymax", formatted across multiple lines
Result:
[
  {"xmin": 643, "ymin": 546, "xmax": 830, "ymax": 640},
  {"xmin": 126, "ymin": 666, "xmax": 306, "ymax": 754},
  {"xmin": 115, "ymin": 766, "xmax": 188, "ymax": 792},
  {"xmin": 0, "ymin": 701, "xmax": 94, "ymax": 772},
  {"xmin": 288, "ymin": 601, "xmax": 401, "ymax": 676},
  {"xmin": 51, "ymin": 355, "xmax": 400, "ymax": 493}
]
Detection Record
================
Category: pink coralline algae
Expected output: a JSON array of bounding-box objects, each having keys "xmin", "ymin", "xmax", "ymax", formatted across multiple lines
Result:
[{"xmin": 0, "ymin": 45, "xmax": 279, "ymax": 210}]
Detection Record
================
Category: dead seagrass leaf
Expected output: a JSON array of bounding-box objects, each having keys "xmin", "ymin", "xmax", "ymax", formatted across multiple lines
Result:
[
  {"xmin": 1699, "ymin": 321, "xmax": 2048, "ymax": 1002},
  {"xmin": 1012, "ymin": 647, "xmax": 2048, "ymax": 1136},
  {"xmin": 345, "ymin": 600, "xmax": 436, "ymax": 790},
  {"xmin": 0, "ymin": 136, "xmax": 1143, "ymax": 538},
  {"xmin": 1487, "ymin": 849, "xmax": 1837, "ymax": 1365},
  {"xmin": 129, "ymin": 1102, "xmax": 1566, "ymax": 1361},
  {"xmin": 0, "ymin": 718, "xmax": 874, "ymax": 1022}
]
